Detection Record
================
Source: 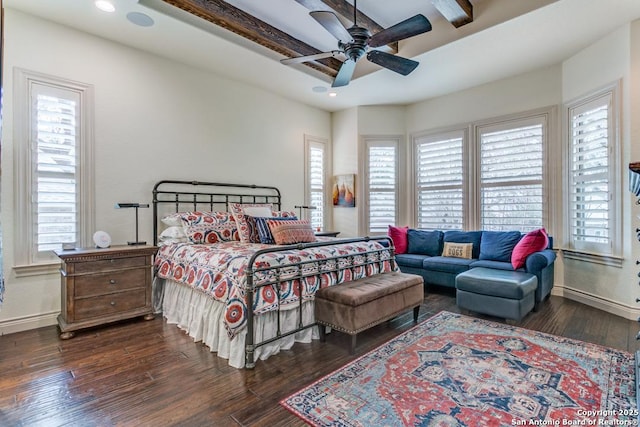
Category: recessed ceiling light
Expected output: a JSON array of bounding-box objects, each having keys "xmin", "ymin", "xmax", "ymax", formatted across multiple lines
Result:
[
  {"xmin": 328, "ymin": 92, "xmax": 337, "ymax": 97},
  {"xmin": 127, "ymin": 12, "xmax": 155, "ymax": 27},
  {"xmin": 312, "ymin": 86, "xmax": 328, "ymax": 93},
  {"xmin": 95, "ymin": 0, "xmax": 115, "ymax": 13}
]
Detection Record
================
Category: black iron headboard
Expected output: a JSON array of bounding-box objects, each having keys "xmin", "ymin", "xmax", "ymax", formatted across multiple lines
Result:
[{"xmin": 152, "ymin": 180, "xmax": 282, "ymax": 246}]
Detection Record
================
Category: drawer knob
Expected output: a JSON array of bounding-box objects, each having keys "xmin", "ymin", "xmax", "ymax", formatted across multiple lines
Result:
[
  {"xmin": 109, "ymin": 279, "xmax": 116, "ymax": 285},
  {"xmin": 110, "ymin": 301, "xmax": 116, "ymax": 306}
]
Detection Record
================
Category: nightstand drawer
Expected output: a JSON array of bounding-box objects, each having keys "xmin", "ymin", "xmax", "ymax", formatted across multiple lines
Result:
[
  {"xmin": 75, "ymin": 288, "xmax": 147, "ymax": 320},
  {"xmin": 73, "ymin": 256, "xmax": 148, "ymax": 274},
  {"xmin": 74, "ymin": 268, "xmax": 147, "ymax": 298}
]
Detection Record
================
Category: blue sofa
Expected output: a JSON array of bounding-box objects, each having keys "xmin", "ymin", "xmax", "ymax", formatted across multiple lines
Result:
[{"xmin": 395, "ymin": 229, "xmax": 556, "ymax": 308}]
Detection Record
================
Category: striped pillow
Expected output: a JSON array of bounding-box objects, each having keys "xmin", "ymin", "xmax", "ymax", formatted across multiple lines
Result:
[
  {"xmin": 255, "ymin": 216, "xmax": 297, "ymax": 244},
  {"xmin": 267, "ymin": 219, "xmax": 317, "ymax": 245}
]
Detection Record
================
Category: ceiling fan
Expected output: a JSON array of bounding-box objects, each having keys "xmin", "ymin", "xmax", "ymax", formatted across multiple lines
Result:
[{"xmin": 281, "ymin": 0, "xmax": 432, "ymax": 87}]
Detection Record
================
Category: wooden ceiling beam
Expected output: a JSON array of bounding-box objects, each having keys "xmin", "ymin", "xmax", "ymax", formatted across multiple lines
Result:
[
  {"xmin": 295, "ymin": 0, "xmax": 398, "ymax": 53},
  {"xmin": 431, "ymin": 0, "xmax": 473, "ymax": 28},
  {"xmin": 161, "ymin": 0, "xmax": 341, "ymax": 77}
]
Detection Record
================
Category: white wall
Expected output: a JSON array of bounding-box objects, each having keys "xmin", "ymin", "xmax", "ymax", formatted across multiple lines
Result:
[
  {"xmin": 331, "ymin": 107, "xmax": 359, "ymax": 237},
  {"xmin": 559, "ymin": 24, "xmax": 637, "ymax": 314},
  {"xmin": 0, "ymin": 9, "xmax": 331, "ymax": 333}
]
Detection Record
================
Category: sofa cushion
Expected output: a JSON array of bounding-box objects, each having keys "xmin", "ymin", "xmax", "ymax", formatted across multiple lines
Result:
[
  {"xmin": 422, "ymin": 256, "xmax": 474, "ymax": 275},
  {"xmin": 407, "ymin": 229, "xmax": 443, "ymax": 256},
  {"xmin": 511, "ymin": 228, "xmax": 549, "ymax": 269},
  {"xmin": 388, "ymin": 225, "xmax": 409, "ymax": 254},
  {"xmin": 443, "ymin": 230, "xmax": 482, "ymax": 259},
  {"xmin": 395, "ymin": 254, "xmax": 430, "ymax": 269},
  {"xmin": 470, "ymin": 259, "xmax": 516, "ymax": 271},
  {"xmin": 479, "ymin": 231, "xmax": 522, "ymax": 262}
]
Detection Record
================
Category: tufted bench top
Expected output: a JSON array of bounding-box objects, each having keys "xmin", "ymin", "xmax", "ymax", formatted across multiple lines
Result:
[{"xmin": 315, "ymin": 272, "xmax": 424, "ymax": 306}]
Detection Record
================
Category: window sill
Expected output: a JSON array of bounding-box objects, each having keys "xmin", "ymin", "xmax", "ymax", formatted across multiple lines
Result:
[
  {"xmin": 560, "ymin": 249, "xmax": 623, "ymax": 268},
  {"xmin": 13, "ymin": 262, "xmax": 61, "ymax": 278}
]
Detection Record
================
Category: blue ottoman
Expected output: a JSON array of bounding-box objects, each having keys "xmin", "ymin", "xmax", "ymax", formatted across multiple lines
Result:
[{"xmin": 455, "ymin": 267, "xmax": 538, "ymax": 321}]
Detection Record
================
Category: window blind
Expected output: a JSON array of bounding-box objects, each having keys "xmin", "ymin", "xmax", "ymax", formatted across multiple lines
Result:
[
  {"xmin": 415, "ymin": 135, "xmax": 464, "ymax": 230},
  {"xmin": 308, "ymin": 145, "xmax": 324, "ymax": 231},
  {"xmin": 479, "ymin": 123, "xmax": 544, "ymax": 232},
  {"xmin": 33, "ymin": 90, "xmax": 79, "ymax": 252},
  {"xmin": 569, "ymin": 98, "xmax": 611, "ymax": 249},
  {"xmin": 367, "ymin": 144, "xmax": 396, "ymax": 233}
]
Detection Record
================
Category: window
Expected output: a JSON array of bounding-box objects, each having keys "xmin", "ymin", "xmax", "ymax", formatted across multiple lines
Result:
[
  {"xmin": 15, "ymin": 69, "xmax": 94, "ymax": 273},
  {"xmin": 477, "ymin": 118, "xmax": 545, "ymax": 232},
  {"xmin": 414, "ymin": 130, "xmax": 466, "ymax": 230},
  {"xmin": 363, "ymin": 137, "xmax": 399, "ymax": 234},
  {"xmin": 412, "ymin": 108, "xmax": 552, "ymax": 233},
  {"xmin": 566, "ymin": 84, "xmax": 620, "ymax": 259},
  {"xmin": 304, "ymin": 135, "xmax": 328, "ymax": 231}
]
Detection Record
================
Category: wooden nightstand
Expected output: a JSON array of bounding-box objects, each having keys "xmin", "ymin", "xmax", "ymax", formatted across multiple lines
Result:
[{"xmin": 55, "ymin": 245, "xmax": 157, "ymax": 339}]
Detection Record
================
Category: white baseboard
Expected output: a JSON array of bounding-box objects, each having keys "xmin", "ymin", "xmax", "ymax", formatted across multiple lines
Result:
[
  {"xmin": 0, "ymin": 311, "xmax": 58, "ymax": 336},
  {"xmin": 552, "ymin": 285, "xmax": 640, "ymax": 321}
]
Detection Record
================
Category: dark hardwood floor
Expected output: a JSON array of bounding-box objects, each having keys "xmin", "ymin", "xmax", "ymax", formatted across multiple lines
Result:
[{"xmin": 1, "ymin": 289, "xmax": 638, "ymax": 426}]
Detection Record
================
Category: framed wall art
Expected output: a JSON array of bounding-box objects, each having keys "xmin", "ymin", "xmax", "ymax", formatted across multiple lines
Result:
[{"xmin": 332, "ymin": 174, "xmax": 355, "ymax": 207}]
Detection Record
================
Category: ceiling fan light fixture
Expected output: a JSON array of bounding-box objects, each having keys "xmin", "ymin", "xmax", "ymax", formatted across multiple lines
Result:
[{"xmin": 95, "ymin": 0, "xmax": 115, "ymax": 13}]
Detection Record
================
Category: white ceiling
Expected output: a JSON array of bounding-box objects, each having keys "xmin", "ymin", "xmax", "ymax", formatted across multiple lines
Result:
[{"xmin": 6, "ymin": 0, "xmax": 640, "ymax": 112}]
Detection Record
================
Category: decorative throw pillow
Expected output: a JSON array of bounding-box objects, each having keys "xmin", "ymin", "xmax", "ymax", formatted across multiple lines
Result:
[
  {"xmin": 443, "ymin": 230, "xmax": 483, "ymax": 259},
  {"xmin": 441, "ymin": 242, "xmax": 473, "ymax": 259},
  {"xmin": 511, "ymin": 228, "xmax": 549, "ymax": 269},
  {"xmin": 180, "ymin": 211, "xmax": 238, "ymax": 244},
  {"xmin": 388, "ymin": 225, "xmax": 409, "ymax": 254},
  {"xmin": 267, "ymin": 219, "xmax": 317, "ymax": 245},
  {"xmin": 230, "ymin": 203, "xmax": 273, "ymax": 243},
  {"xmin": 255, "ymin": 216, "xmax": 298, "ymax": 244}
]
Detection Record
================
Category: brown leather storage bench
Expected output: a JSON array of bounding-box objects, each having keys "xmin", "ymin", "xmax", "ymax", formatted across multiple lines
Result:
[{"xmin": 314, "ymin": 271, "xmax": 424, "ymax": 354}]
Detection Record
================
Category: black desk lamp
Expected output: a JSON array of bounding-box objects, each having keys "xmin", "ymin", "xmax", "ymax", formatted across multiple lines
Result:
[
  {"xmin": 294, "ymin": 205, "xmax": 317, "ymax": 219},
  {"xmin": 115, "ymin": 203, "xmax": 149, "ymax": 245}
]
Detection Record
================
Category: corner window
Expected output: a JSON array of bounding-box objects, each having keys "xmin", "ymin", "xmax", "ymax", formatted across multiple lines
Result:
[
  {"xmin": 363, "ymin": 137, "xmax": 399, "ymax": 234},
  {"xmin": 566, "ymin": 83, "xmax": 620, "ymax": 261}
]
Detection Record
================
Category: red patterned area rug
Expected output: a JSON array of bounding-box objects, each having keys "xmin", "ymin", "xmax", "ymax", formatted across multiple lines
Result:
[{"xmin": 281, "ymin": 311, "xmax": 637, "ymax": 426}]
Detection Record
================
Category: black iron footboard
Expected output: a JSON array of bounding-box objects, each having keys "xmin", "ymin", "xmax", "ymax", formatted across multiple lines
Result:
[{"xmin": 244, "ymin": 236, "xmax": 395, "ymax": 369}]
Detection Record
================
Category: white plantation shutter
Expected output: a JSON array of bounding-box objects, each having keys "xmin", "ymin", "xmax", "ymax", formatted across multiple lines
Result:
[
  {"xmin": 569, "ymin": 94, "xmax": 613, "ymax": 253},
  {"xmin": 308, "ymin": 144, "xmax": 325, "ymax": 231},
  {"xmin": 414, "ymin": 132, "xmax": 464, "ymax": 230},
  {"xmin": 16, "ymin": 70, "xmax": 94, "ymax": 269},
  {"xmin": 479, "ymin": 120, "xmax": 544, "ymax": 232},
  {"xmin": 32, "ymin": 87, "xmax": 80, "ymax": 253},
  {"xmin": 366, "ymin": 142, "xmax": 397, "ymax": 233}
]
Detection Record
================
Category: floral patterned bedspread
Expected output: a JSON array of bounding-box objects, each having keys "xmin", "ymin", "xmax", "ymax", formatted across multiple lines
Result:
[{"xmin": 154, "ymin": 239, "xmax": 394, "ymax": 339}]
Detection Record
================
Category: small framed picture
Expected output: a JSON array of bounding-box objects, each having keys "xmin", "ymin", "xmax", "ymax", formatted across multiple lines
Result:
[{"xmin": 332, "ymin": 174, "xmax": 355, "ymax": 207}]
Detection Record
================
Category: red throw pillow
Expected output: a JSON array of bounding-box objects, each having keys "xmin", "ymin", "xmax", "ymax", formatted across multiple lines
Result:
[
  {"xmin": 511, "ymin": 228, "xmax": 549, "ymax": 270},
  {"xmin": 388, "ymin": 225, "xmax": 409, "ymax": 254}
]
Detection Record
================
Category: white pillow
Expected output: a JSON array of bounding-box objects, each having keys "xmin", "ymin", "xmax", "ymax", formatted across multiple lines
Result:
[
  {"xmin": 242, "ymin": 206, "xmax": 273, "ymax": 217},
  {"xmin": 161, "ymin": 213, "xmax": 183, "ymax": 227},
  {"xmin": 160, "ymin": 226, "xmax": 186, "ymax": 239}
]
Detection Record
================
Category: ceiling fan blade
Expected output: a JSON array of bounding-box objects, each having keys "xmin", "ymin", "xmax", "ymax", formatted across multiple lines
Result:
[
  {"xmin": 281, "ymin": 50, "xmax": 342, "ymax": 65},
  {"xmin": 332, "ymin": 59, "xmax": 357, "ymax": 87},
  {"xmin": 369, "ymin": 14, "xmax": 432, "ymax": 48},
  {"xmin": 310, "ymin": 11, "xmax": 354, "ymax": 43},
  {"xmin": 366, "ymin": 50, "xmax": 419, "ymax": 76}
]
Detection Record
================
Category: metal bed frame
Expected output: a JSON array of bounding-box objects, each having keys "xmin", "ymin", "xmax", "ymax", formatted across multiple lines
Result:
[{"xmin": 152, "ymin": 180, "xmax": 395, "ymax": 368}]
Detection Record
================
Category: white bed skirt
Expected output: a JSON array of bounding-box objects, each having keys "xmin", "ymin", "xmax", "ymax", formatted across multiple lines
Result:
[{"xmin": 161, "ymin": 279, "xmax": 320, "ymax": 368}]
